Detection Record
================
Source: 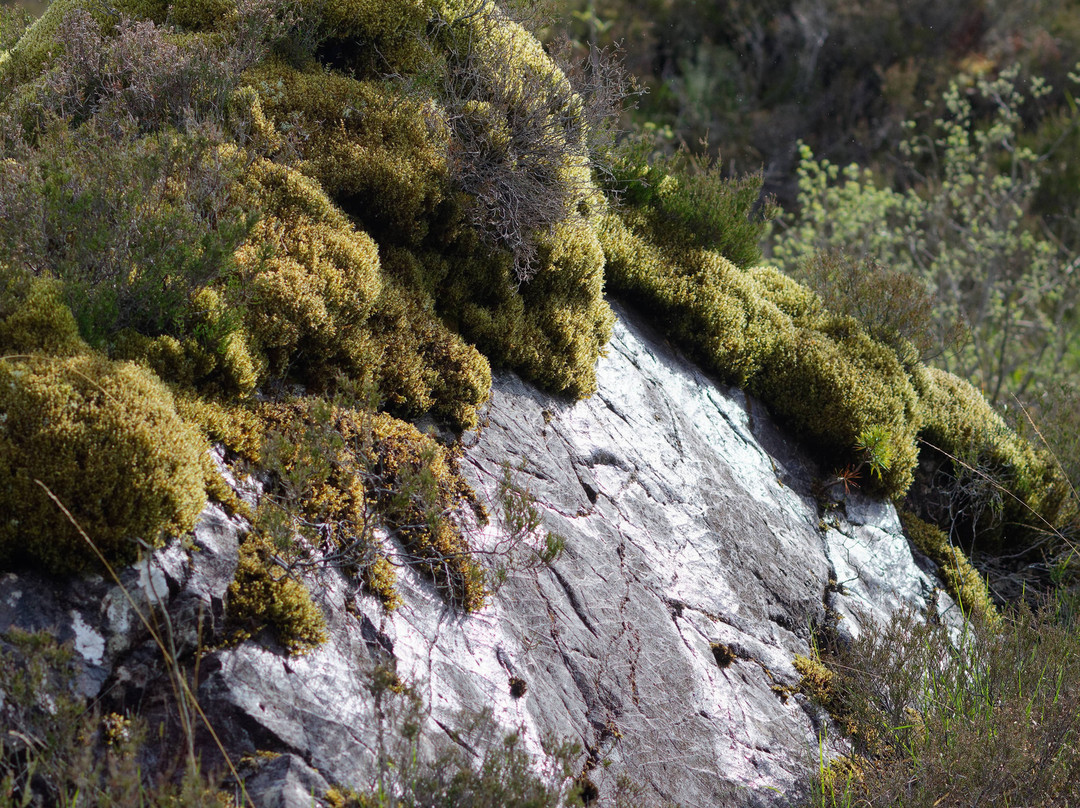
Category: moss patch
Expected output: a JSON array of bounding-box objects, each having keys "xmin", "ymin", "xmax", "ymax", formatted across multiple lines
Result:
[
  {"xmin": 916, "ymin": 367, "xmax": 1072, "ymax": 548},
  {"xmin": 226, "ymin": 530, "xmax": 328, "ymax": 653},
  {"xmin": 899, "ymin": 510, "xmax": 1000, "ymax": 627},
  {"xmin": 0, "ymin": 353, "xmax": 206, "ymax": 573}
]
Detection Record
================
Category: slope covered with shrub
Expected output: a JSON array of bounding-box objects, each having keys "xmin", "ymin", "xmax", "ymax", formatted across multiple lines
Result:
[
  {"xmin": 0, "ymin": 0, "xmax": 621, "ymax": 600},
  {"xmin": 2, "ymin": 0, "xmax": 1080, "ymax": 805},
  {"xmin": 0, "ymin": 0, "xmax": 1073, "ymax": 609}
]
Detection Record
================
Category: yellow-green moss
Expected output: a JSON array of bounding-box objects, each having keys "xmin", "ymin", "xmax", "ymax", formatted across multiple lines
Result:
[
  {"xmin": 793, "ymin": 653, "xmax": 836, "ymax": 707},
  {"xmin": 227, "ymin": 531, "xmax": 328, "ymax": 653},
  {"xmin": 245, "ymin": 61, "xmax": 448, "ymax": 248},
  {"xmin": 230, "ymin": 155, "xmax": 491, "ymax": 429},
  {"xmin": 0, "ymin": 353, "xmax": 206, "ymax": 573},
  {"xmin": 601, "ymin": 211, "xmax": 791, "ymax": 385},
  {"xmin": 917, "ymin": 367, "xmax": 1072, "ymax": 546},
  {"xmin": 257, "ymin": 402, "xmax": 486, "ymax": 611},
  {"xmin": 168, "ymin": 0, "xmax": 232, "ymax": 30},
  {"xmin": 203, "ymin": 459, "xmax": 255, "ymax": 521},
  {"xmin": 602, "ymin": 210, "xmax": 921, "ymax": 494},
  {"xmin": 241, "ymin": 18, "xmax": 613, "ymax": 404},
  {"xmin": 361, "ymin": 555, "xmax": 402, "ymax": 612},
  {"xmin": 439, "ymin": 215, "xmax": 614, "ymax": 399},
  {"xmin": 0, "ymin": 275, "xmax": 87, "ymax": 357},
  {"xmin": 899, "ymin": 510, "xmax": 1000, "ymax": 627},
  {"xmin": 174, "ymin": 393, "xmax": 264, "ymax": 462},
  {"xmin": 756, "ymin": 317, "xmax": 921, "ymax": 494},
  {"xmin": 233, "ymin": 155, "xmax": 384, "ymax": 381},
  {"xmin": 109, "ymin": 288, "xmax": 261, "ymax": 398},
  {"xmin": 304, "ymin": 0, "xmax": 434, "ymax": 75}
]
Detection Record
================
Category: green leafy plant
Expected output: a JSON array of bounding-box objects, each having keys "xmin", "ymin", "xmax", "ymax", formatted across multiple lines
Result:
[
  {"xmin": 772, "ymin": 66, "xmax": 1080, "ymax": 407},
  {"xmin": 854, "ymin": 425, "xmax": 894, "ymax": 482}
]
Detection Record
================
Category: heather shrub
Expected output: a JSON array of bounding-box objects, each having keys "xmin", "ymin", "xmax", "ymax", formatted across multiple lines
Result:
[
  {"xmin": 0, "ymin": 353, "xmax": 207, "ymax": 574},
  {"xmin": 0, "ymin": 118, "xmax": 255, "ymax": 353},
  {"xmin": 352, "ymin": 410, "xmax": 487, "ymax": 612},
  {"xmin": 793, "ymin": 251, "xmax": 962, "ymax": 368},
  {"xmin": 253, "ymin": 400, "xmax": 486, "ymax": 613},
  {"xmin": 0, "ymin": 628, "xmax": 234, "ymax": 805},
  {"xmin": 805, "ymin": 605, "xmax": 1080, "ymax": 808},
  {"xmin": 605, "ymin": 141, "xmax": 776, "ymax": 269},
  {"xmin": 435, "ymin": 0, "xmax": 604, "ymax": 283},
  {"xmin": 0, "ymin": 0, "xmax": 292, "ymax": 98},
  {"xmin": 0, "ymin": 6, "xmax": 31, "ymax": 53}
]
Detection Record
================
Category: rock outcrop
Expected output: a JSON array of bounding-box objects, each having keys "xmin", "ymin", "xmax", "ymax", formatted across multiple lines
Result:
[{"xmin": 0, "ymin": 302, "xmax": 956, "ymax": 807}]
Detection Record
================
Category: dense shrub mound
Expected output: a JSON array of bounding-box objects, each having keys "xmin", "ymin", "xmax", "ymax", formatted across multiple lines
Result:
[{"xmin": 0, "ymin": 0, "xmax": 617, "ymax": 588}]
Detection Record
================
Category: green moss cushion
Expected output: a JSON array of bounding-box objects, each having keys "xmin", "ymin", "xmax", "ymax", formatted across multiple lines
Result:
[{"xmin": 0, "ymin": 354, "xmax": 207, "ymax": 573}]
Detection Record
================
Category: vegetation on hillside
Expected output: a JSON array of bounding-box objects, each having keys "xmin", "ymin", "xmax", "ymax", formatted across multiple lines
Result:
[{"xmin": 1, "ymin": 0, "xmax": 1080, "ymax": 804}]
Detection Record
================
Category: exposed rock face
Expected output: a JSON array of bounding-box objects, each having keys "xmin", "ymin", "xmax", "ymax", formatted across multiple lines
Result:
[{"xmin": 0, "ymin": 302, "xmax": 955, "ymax": 807}]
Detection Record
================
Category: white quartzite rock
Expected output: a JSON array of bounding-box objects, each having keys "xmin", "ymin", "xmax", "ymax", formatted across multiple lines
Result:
[
  {"xmin": 197, "ymin": 302, "xmax": 945, "ymax": 807},
  {"xmin": 0, "ymin": 302, "xmax": 950, "ymax": 808}
]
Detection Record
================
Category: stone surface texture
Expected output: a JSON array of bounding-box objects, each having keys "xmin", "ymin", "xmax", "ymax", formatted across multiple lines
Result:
[{"xmin": 0, "ymin": 303, "xmax": 957, "ymax": 808}]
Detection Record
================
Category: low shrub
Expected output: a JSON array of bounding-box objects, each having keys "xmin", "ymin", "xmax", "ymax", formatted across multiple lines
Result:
[
  {"xmin": 351, "ymin": 410, "xmax": 487, "ymax": 612},
  {"xmin": 0, "ymin": 628, "xmax": 232, "ymax": 806},
  {"xmin": 254, "ymin": 400, "xmax": 486, "ymax": 613},
  {"xmin": 805, "ymin": 605, "xmax": 1080, "ymax": 808},
  {"xmin": 0, "ymin": 117, "xmax": 255, "ymax": 353},
  {"xmin": 243, "ymin": 19, "xmax": 616, "ymax": 402},
  {"xmin": 0, "ymin": 7, "xmax": 31, "ymax": 54},
  {"xmin": 792, "ymin": 250, "xmax": 962, "ymax": 368},
  {"xmin": 333, "ymin": 671, "xmax": 584, "ymax": 808}
]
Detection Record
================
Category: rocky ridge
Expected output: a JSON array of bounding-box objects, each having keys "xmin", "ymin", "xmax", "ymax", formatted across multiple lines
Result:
[{"xmin": 0, "ymin": 302, "xmax": 957, "ymax": 807}]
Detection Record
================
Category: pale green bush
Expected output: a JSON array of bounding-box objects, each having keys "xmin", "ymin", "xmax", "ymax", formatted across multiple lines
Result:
[{"xmin": 772, "ymin": 66, "xmax": 1080, "ymax": 406}]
